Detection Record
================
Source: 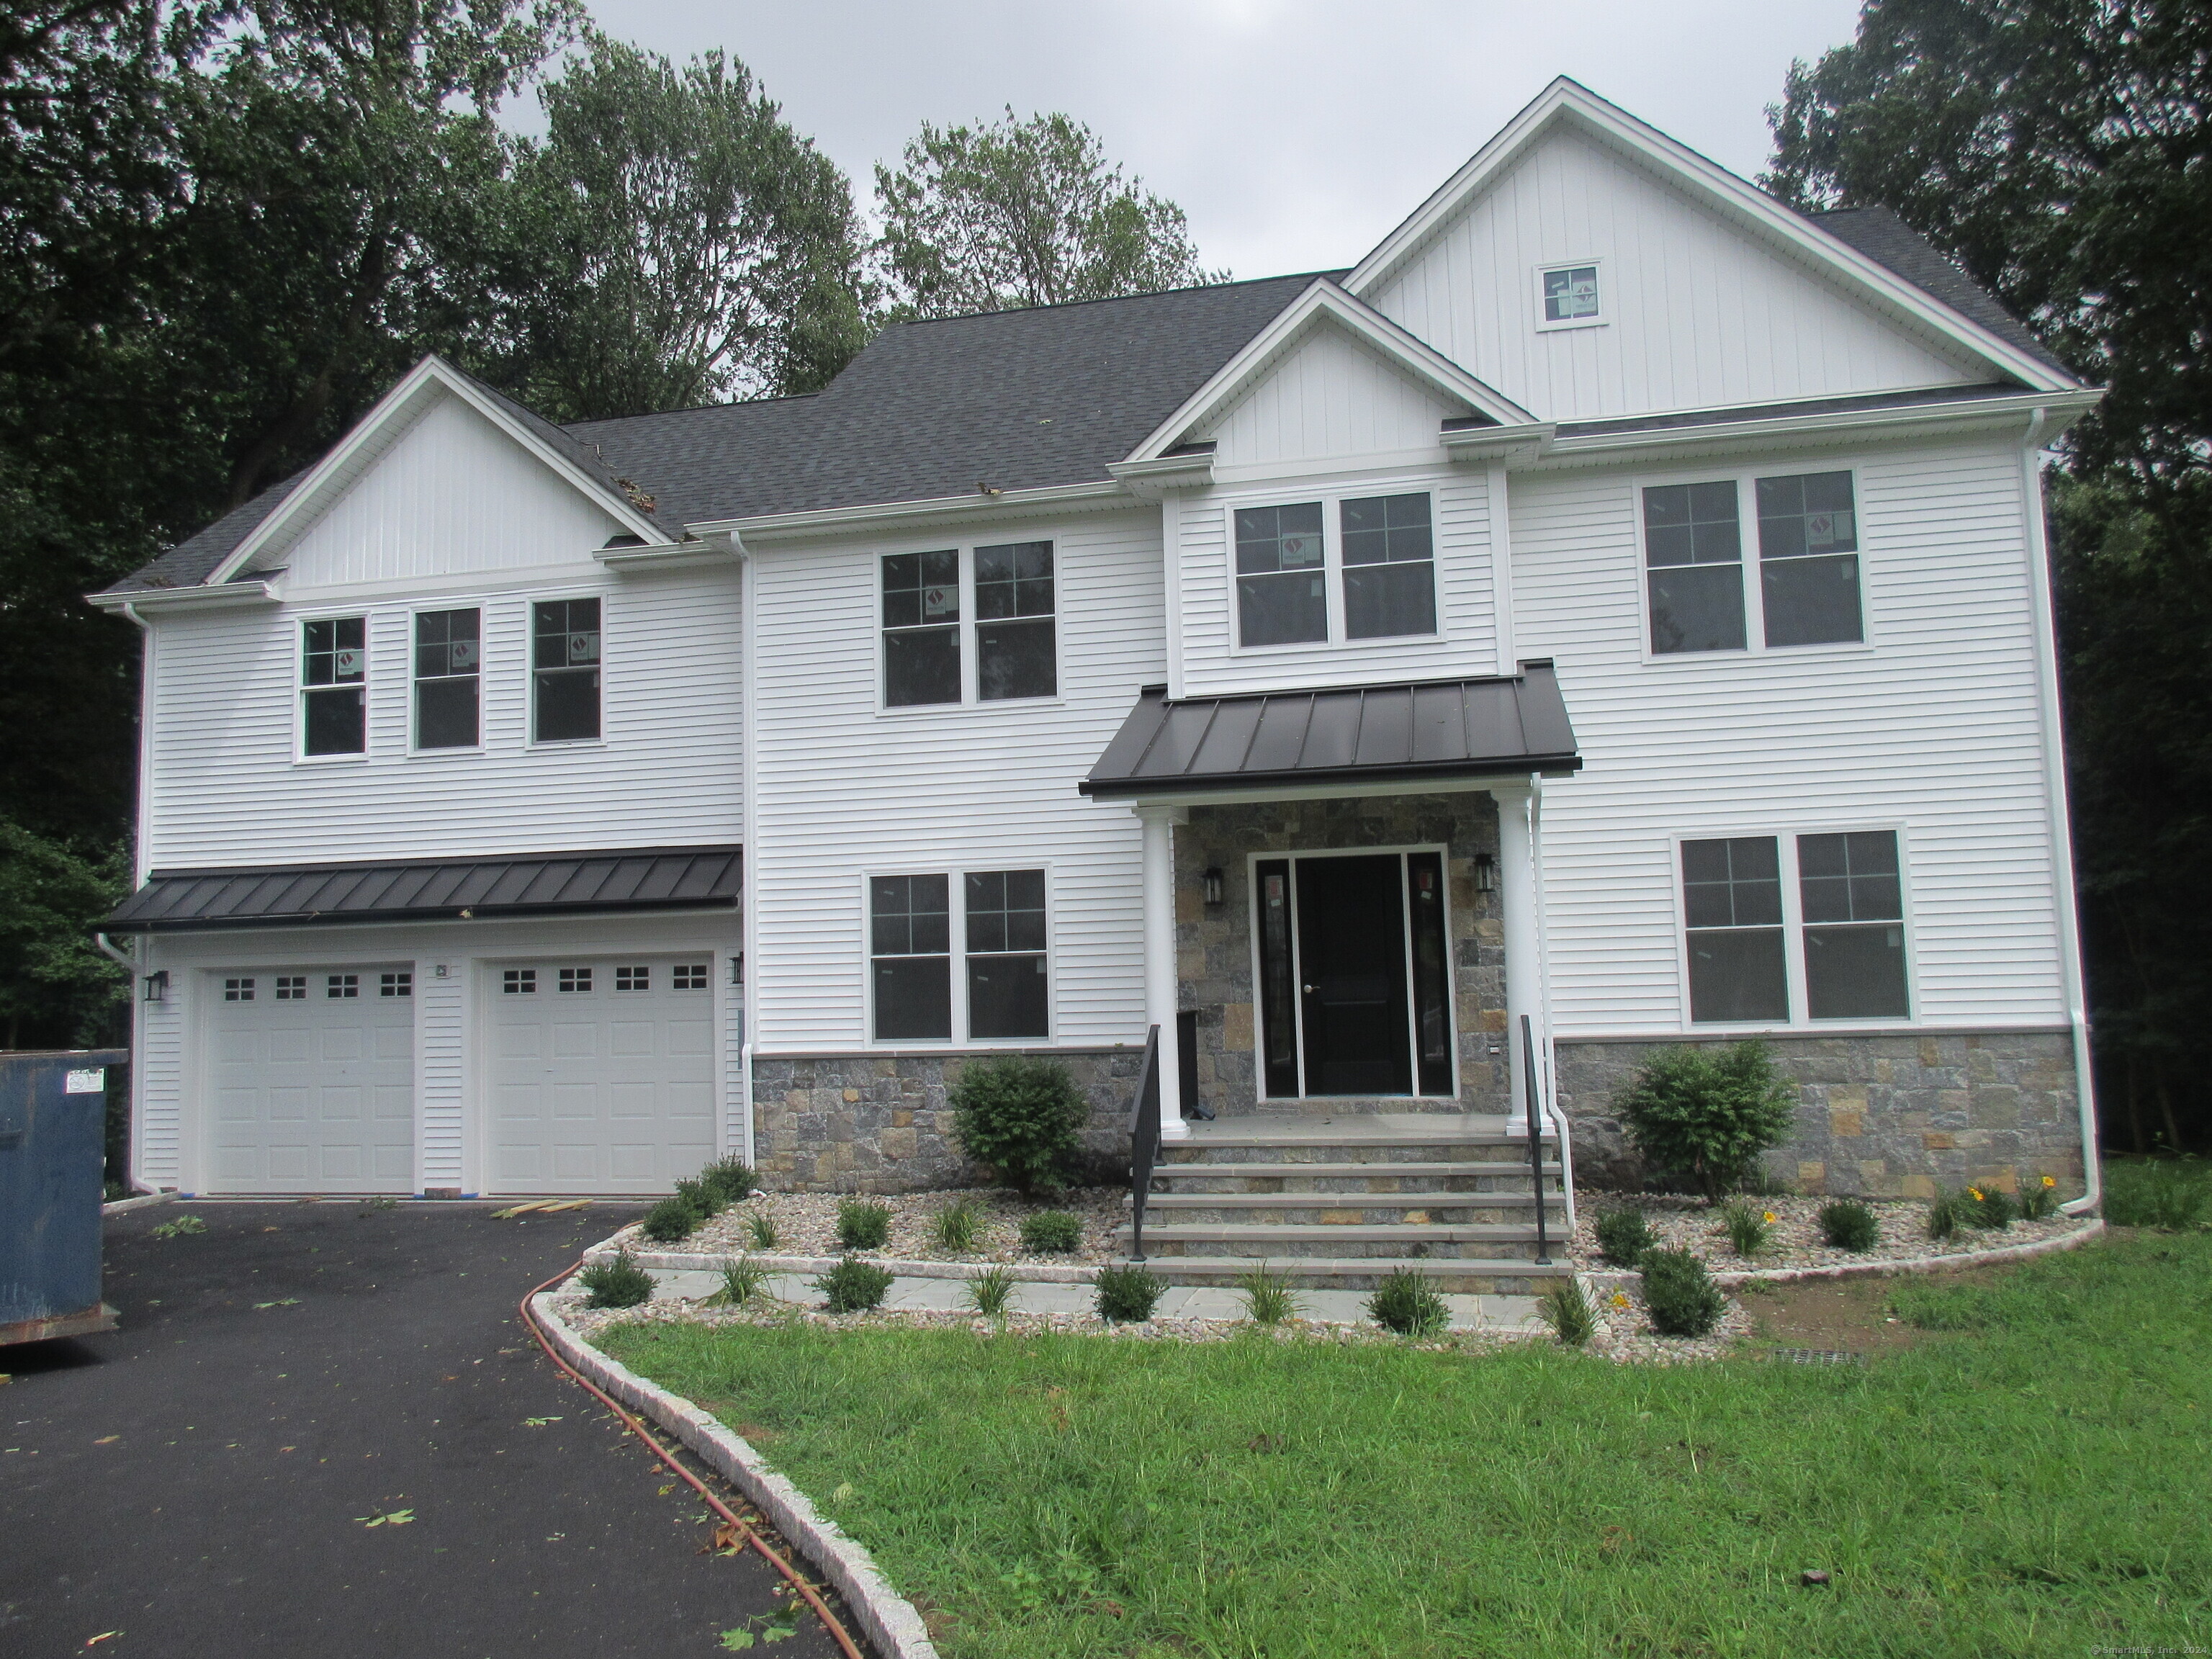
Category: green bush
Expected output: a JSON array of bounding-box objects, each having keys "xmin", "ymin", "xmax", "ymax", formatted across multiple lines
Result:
[
  {"xmin": 719, "ymin": 1255, "xmax": 770, "ymax": 1307},
  {"xmin": 1367, "ymin": 1269, "xmax": 1449, "ymax": 1338},
  {"xmin": 837, "ymin": 1199, "xmax": 892, "ymax": 1251},
  {"xmin": 1963, "ymin": 1185, "xmax": 2016, "ymax": 1230},
  {"xmin": 1094, "ymin": 1263, "xmax": 1163, "ymax": 1323},
  {"xmin": 966, "ymin": 1265, "xmax": 1017, "ymax": 1317},
  {"xmin": 699, "ymin": 1156, "xmax": 757, "ymax": 1207},
  {"xmin": 673, "ymin": 1177, "xmax": 721, "ymax": 1220},
  {"xmin": 1020, "ymin": 1210, "xmax": 1082, "ymax": 1253},
  {"xmin": 641, "ymin": 1195, "xmax": 701, "ymax": 1244},
  {"xmin": 1927, "ymin": 1188, "xmax": 1963, "ymax": 1240},
  {"xmin": 1538, "ymin": 1280, "xmax": 1596, "ymax": 1346},
  {"xmin": 815, "ymin": 1256, "xmax": 894, "ymax": 1314},
  {"xmin": 948, "ymin": 1054, "xmax": 1088, "ymax": 1195},
  {"xmin": 1819, "ymin": 1198, "xmax": 1881, "ymax": 1252},
  {"xmin": 1640, "ymin": 1247, "xmax": 1726, "ymax": 1338},
  {"xmin": 579, "ymin": 1249, "xmax": 655, "ymax": 1309},
  {"xmin": 2103, "ymin": 1159, "xmax": 2210, "ymax": 1230},
  {"xmin": 1614, "ymin": 1041, "xmax": 1798, "ymax": 1203},
  {"xmin": 1594, "ymin": 1208, "xmax": 1655, "ymax": 1267},
  {"xmin": 933, "ymin": 1199, "xmax": 983, "ymax": 1251},
  {"xmin": 1719, "ymin": 1197, "xmax": 1773, "ymax": 1257},
  {"xmin": 745, "ymin": 1211, "xmax": 781, "ymax": 1250}
]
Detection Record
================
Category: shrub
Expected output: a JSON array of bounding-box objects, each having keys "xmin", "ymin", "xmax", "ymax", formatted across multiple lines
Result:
[
  {"xmin": 673, "ymin": 1177, "xmax": 721, "ymax": 1220},
  {"xmin": 1819, "ymin": 1198, "xmax": 1881, "ymax": 1252},
  {"xmin": 1020, "ymin": 1210, "xmax": 1083, "ymax": 1254},
  {"xmin": 933, "ymin": 1199, "xmax": 983, "ymax": 1252},
  {"xmin": 815, "ymin": 1256, "xmax": 894, "ymax": 1314},
  {"xmin": 579, "ymin": 1250, "xmax": 655, "ymax": 1309},
  {"xmin": 1640, "ymin": 1248, "xmax": 1726, "ymax": 1338},
  {"xmin": 719, "ymin": 1256, "xmax": 770, "ymax": 1308},
  {"xmin": 966, "ymin": 1264, "xmax": 1017, "ymax": 1317},
  {"xmin": 1538, "ymin": 1280, "xmax": 1596, "ymax": 1346},
  {"xmin": 1094, "ymin": 1263, "xmax": 1163, "ymax": 1323},
  {"xmin": 641, "ymin": 1196, "xmax": 701, "ymax": 1244},
  {"xmin": 1236, "ymin": 1265, "xmax": 1301, "ymax": 1326},
  {"xmin": 698, "ymin": 1156, "xmax": 757, "ymax": 1207},
  {"xmin": 1927, "ymin": 1188, "xmax": 1964, "ymax": 1241},
  {"xmin": 745, "ymin": 1211, "xmax": 781, "ymax": 1251},
  {"xmin": 1594, "ymin": 1208, "xmax": 1655, "ymax": 1267},
  {"xmin": 1963, "ymin": 1185, "xmax": 2016, "ymax": 1230},
  {"xmin": 837, "ymin": 1199, "xmax": 892, "ymax": 1251},
  {"xmin": 1367, "ymin": 1269, "xmax": 1449, "ymax": 1338},
  {"xmin": 1719, "ymin": 1198, "xmax": 1773, "ymax": 1258},
  {"xmin": 2103, "ymin": 1158, "xmax": 2211, "ymax": 1229},
  {"xmin": 1614, "ymin": 1040, "xmax": 1797, "ymax": 1202},
  {"xmin": 948, "ymin": 1054, "xmax": 1087, "ymax": 1195},
  {"xmin": 2019, "ymin": 1174, "xmax": 2062, "ymax": 1220}
]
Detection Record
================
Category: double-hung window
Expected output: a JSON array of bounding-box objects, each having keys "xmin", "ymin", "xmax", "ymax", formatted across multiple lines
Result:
[
  {"xmin": 871, "ymin": 874, "xmax": 951, "ymax": 1038},
  {"xmin": 871, "ymin": 868, "xmax": 1050, "ymax": 1041},
  {"xmin": 532, "ymin": 598, "xmax": 601, "ymax": 742},
  {"xmin": 882, "ymin": 543, "xmax": 1058, "ymax": 708},
  {"xmin": 1339, "ymin": 493, "xmax": 1436, "ymax": 639},
  {"xmin": 1756, "ymin": 471, "xmax": 1863, "ymax": 646},
  {"xmin": 302, "ymin": 617, "xmax": 367, "ymax": 756},
  {"xmin": 1234, "ymin": 493, "xmax": 1438, "ymax": 649},
  {"xmin": 1681, "ymin": 830, "xmax": 1909, "ymax": 1024},
  {"xmin": 882, "ymin": 551, "xmax": 961, "ymax": 707},
  {"xmin": 964, "ymin": 870, "xmax": 1048, "ymax": 1038},
  {"xmin": 413, "ymin": 607, "xmax": 480, "ymax": 750},
  {"xmin": 1234, "ymin": 503, "xmax": 1327, "ymax": 646},
  {"xmin": 1643, "ymin": 482, "xmax": 1746, "ymax": 655},
  {"xmin": 974, "ymin": 541, "xmax": 1055, "ymax": 700},
  {"xmin": 1643, "ymin": 470, "xmax": 1866, "ymax": 655}
]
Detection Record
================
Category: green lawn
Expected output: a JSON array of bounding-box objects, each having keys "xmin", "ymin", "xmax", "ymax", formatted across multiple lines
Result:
[{"xmin": 604, "ymin": 1233, "xmax": 2211, "ymax": 1658}]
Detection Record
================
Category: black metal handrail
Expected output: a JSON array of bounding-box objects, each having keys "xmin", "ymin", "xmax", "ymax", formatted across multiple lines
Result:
[
  {"xmin": 1521, "ymin": 1013, "xmax": 1551, "ymax": 1266},
  {"xmin": 1127, "ymin": 1023, "xmax": 1162, "ymax": 1262}
]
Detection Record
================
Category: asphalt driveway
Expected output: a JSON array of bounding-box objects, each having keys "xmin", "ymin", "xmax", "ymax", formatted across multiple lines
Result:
[{"xmin": 0, "ymin": 1201, "xmax": 860, "ymax": 1658}]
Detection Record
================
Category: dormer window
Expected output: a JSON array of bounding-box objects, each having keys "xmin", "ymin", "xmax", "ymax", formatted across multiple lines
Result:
[{"xmin": 1537, "ymin": 262, "xmax": 1601, "ymax": 330}]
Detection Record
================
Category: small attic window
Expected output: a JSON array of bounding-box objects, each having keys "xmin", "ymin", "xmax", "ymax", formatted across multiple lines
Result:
[{"xmin": 1537, "ymin": 262, "xmax": 1602, "ymax": 330}]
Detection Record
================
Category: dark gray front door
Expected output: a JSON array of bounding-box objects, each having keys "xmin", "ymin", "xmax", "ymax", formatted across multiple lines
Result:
[{"xmin": 1294, "ymin": 855, "xmax": 1413, "ymax": 1095}]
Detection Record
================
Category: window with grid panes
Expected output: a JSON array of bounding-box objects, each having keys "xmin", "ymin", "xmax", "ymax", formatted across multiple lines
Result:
[
  {"xmin": 1798, "ymin": 831, "xmax": 1908, "ymax": 1017},
  {"xmin": 1681, "ymin": 837, "xmax": 1787, "ymax": 1020},
  {"xmin": 379, "ymin": 972, "xmax": 411, "ymax": 997},
  {"xmin": 1339, "ymin": 493, "xmax": 1436, "ymax": 639},
  {"xmin": 871, "ymin": 875, "xmax": 950, "ymax": 1039},
  {"xmin": 1756, "ymin": 471, "xmax": 1864, "ymax": 646},
  {"xmin": 532, "ymin": 598, "xmax": 601, "ymax": 741},
  {"xmin": 882, "ymin": 551, "xmax": 961, "ymax": 706},
  {"xmin": 302, "ymin": 618, "xmax": 367, "ymax": 754},
  {"xmin": 414, "ymin": 608, "xmax": 480, "ymax": 749},
  {"xmin": 964, "ymin": 870, "xmax": 1048, "ymax": 1038},
  {"xmin": 1643, "ymin": 483, "xmax": 1746, "ymax": 654},
  {"xmin": 1235, "ymin": 503, "xmax": 1327, "ymax": 646},
  {"xmin": 974, "ymin": 541, "xmax": 1055, "ymax": 699}
]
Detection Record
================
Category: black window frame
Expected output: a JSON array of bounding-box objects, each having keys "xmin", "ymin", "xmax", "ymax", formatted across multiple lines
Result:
[
  {"xmin": 300, "ymin": 616, "xmax": 368, "ymax": 757},
  {"xmin": 963, "ymin": 868, "xmax": 1050, "ymax": 1040},
  {"xmin": 531, "ymin": 596, "xmax": 603, "ymax": 744},
  {"xmin": 1537, "ymin": 261, "xmax": 1601, "ymax": 327},
  {"xmin": 413, "ymin": 606, "xmax": 482, "ymax": 751}
]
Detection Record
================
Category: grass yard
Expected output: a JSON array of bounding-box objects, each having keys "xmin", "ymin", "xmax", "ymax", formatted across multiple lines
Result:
[{"xmin": 603, "ymin": 1232, "xmax": 2211, "ymax": 1658}]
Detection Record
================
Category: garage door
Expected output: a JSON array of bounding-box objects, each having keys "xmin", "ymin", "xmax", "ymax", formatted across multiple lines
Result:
[
  {"xmin": 486, "ymin": 955, "xmax": 717, "ymax": 1195},
  {"xmin": 207, "ymin": 968, "xmax": 415, "ymax": 1193}
]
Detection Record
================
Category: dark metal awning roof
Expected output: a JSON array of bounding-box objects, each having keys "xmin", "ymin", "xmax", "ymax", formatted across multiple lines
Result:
[
  {"xmin": 101, "ymin": 845, "xmax": 742, "ymax": 934},
  {"xmin": 1079, "ymin": 663, "xmax": 1580, "ymax": 799}
]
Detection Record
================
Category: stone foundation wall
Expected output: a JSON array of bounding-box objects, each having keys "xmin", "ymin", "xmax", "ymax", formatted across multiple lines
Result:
[
  {"xmin": 1174, "ymin": 793, "xmax": 1509, "ymax": 1117},
  {"xmin": 1555, "ymin": 1030, "xmax": 2085, "ymax": 1197},
  {"xmin": 750, "ymin": 1049, "xmax": 1142, "ymax": 1192}
]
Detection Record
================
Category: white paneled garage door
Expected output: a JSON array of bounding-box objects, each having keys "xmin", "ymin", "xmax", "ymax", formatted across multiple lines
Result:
[
  {"xmin": 207, "ymin": 968, "xmax": 416, "ymax": 1192},
  {"xmin": 486, "ymin": 954, "xmax": 717, "ymax": 1194}
]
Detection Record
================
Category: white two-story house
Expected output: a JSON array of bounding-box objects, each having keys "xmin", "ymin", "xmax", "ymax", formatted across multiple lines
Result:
[{"xmin": 93, "ymin": 81, "xmax": 2101, "ymax": 1241}]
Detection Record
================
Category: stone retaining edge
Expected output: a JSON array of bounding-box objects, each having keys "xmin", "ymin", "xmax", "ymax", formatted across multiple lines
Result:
[
  {"xmin": 531, "ymin": 1290, "xmax": 941, "ymax": 1659},
  {"xmin": 585, "ymin": 1237, "xmax": 1102, "ymax": 1285},
  {"xmin": 1577, "ymin": 1217, "xmax": 2106, "ymax": 1293},
  {"xmin": 101, "ymin": 1189, "xmax": 176, "ymax": 1216}
]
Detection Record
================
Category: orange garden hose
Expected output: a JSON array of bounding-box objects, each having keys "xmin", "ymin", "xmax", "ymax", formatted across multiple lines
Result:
[{"xmin": 519, "ymin": 1262, "xmax": 866, "ymax": 1659}]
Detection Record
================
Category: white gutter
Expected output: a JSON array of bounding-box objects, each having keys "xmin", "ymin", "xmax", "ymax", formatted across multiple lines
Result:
[
  {"xmin": 691, "ymin": 479, "xmax": 1130, "ymax": 545},
  {"xmin": 1534, "ymin": 388, "xmax": 2103, "ymax": 464},
  {"xmin": 87, "ymin": 579, "xmax": 280, "ymax": 614},
  {"xmin": 2017, "ymin": 407, "xmax": 2103, "ymax": 1216}
]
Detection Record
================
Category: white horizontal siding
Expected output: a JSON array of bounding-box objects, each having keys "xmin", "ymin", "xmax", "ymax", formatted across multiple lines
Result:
[
  {"xmin": 1200, "ymin": 321, "xmax": 1455, "ymax": 466},
  {"xmin": 1173, "ymin": 464, "xmax": 1500, "ymax": 698},
  {"xmin": 1514, "ymin": 435, "xmax": 2064, "ymax": 1033},
  {"xmin": 747, "ymin": 509, "xmax": 1166, "ymax": 1052},
  {"xmin": 1368, "ymin": 128, "xmax": 1980, "ymax": 422},
  {"xmin": 144, "ymin": 567, "xmax": 742, "ymax": 866}
]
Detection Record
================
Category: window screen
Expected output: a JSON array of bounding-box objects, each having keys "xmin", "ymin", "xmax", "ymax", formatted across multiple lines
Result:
[
  {"xmin": 1799, "ymin": 831, "xmax": 1908, "ymax": 1018},
  {"xmin": 302, "ymin": 617, "xmax": 367, "ymax": 755},
  {"xmin": 965, "ymin": 869, "xmax": 1048, "ymax": 1039},
  {"xmin": 1340, "ymin": 493, "xmax": 1436, "ymax": 639},
  {"xmin": 1235, "ymin": 503, "xmax": 1327, "ymax": 646},
  {"xmin": 1644, "ymin": 482, "xmax": 1745, "ymax": 655},
  {"xmin": 414, "ymin": 608, "xmax": 480, "ymax": 749},
  {"xmin": 1681, "ymin": 837, "xmax": 1788, "ymax": 1021},
  {"xmin": 532, "ymin": 598, "xmax": 601, "ymax": 742},
  {"xmin": 883, "ymin": 550, "xmax": 961, "ymax": 706},
  {"xmin": 974, "ymin": 541, "xmax": 1055, "ymax": 700},
  {"xmin": 871, "ymin": 874, "xmax": 950, "ymax": 1039},
  {"xmin": 1757, "ymin": 471, "xmax": 1864, "ymax": 647}
]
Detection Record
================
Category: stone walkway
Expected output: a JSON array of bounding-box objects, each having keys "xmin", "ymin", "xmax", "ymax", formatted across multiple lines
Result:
[{"xmin": 644, "ymin": 1268, "xmax": 1545, "ymax": 1332}]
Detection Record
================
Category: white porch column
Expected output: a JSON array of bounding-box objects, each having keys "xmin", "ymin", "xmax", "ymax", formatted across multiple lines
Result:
[
  {"xmin": 1492, "ymin": 780, "xmax": 1542, "ymax": 1130},
  {"xmin": 1136, "ymin": 803, "xmax": 1191, "ymax": 1141}
]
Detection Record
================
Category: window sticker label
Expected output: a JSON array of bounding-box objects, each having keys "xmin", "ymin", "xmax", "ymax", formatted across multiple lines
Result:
[{"xmin": 66, "ymin": 1068, "xmax": 104, "ymax": 1093}]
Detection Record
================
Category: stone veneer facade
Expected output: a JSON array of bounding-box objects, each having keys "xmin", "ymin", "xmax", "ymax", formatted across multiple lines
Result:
[
  {"xmin": 1173, "ymin": 792, "xmax": 1511, "ymax": 1118},
  {"xmin": 1554, "ymin": 1030, "xmax": 2085, "ymax": 1197}
]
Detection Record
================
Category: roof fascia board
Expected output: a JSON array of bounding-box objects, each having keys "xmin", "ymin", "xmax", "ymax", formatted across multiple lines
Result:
[
  {"xmin": 1344, "ymin": 78, "xmax": 2079, "ymax": 395},
  {"xmin": 204, "ymin": 356, "xmax": 662, "ymax": 588},
  {"xmin": 87, "ymin": 578, "xmax": 280, "ymax": 614},
  {"xmin": 692, "ymin": 480, "xmax": 1133, "ymax": 548},
  {"xmin": 595, "ymin": 536, "xmax": 739, "ymax": 574},
  {"xmin": 1119, "ymin": 280, "xmax": 1536, "ymax": 467},
  {"xmin": 1440, "ymin": 420, "xmax": 1556, "ymax": 461},
  {"xmin": 1105, "ymin": 451, "xmax": 1216, "ymax": 496}
]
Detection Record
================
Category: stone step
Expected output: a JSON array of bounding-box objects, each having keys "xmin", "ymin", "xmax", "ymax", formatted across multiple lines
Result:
[
  {"xmin": 1141, "ymin": 1192, "xmax": 1568, "ymax": 1226},
  {"xmin": 1153, "ymin": 1160, "xmax": 1563, "ymax": 1192},
  {"xmin": 1162, "ymin": 1139, "xmax": 1552, "ymax": 1166},
  {"xmin": 1114, "ymin": 1220, "xmax": 1555, "ymax": 1262},
  {"xmin": 1114, "ymin": 1254, "xmax": 1575, "ymax": 1295}
]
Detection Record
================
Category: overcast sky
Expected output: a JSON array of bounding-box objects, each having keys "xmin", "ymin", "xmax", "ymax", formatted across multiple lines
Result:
[{"xmin": 572, "ymin": 1, "xmax": 1865, "ymax": 279}]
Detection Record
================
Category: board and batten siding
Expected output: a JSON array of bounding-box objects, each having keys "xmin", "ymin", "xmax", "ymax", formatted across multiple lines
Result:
[
  {"xmin": 1364, "ymin": 127, "xmax": 1982, "ymax": 423},
  {"xmin": 747, "ymin": 508, "xmax": 1167, "ymax": 1053},
  {"xmin": 1511, "ymin": 433, "xmax": 2066, "ymax": 1037},
  {"xmin": 1199, "ymin": 320, "xmax": 1459, "ymax": 469}
]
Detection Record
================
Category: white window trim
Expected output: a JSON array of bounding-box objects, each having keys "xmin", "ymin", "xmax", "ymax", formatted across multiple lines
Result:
[
  {"xmin": 1243, "ymin": 843, "xmax": 1461, "ymax": 1103},
  {"xmin": 871, "ymin": 539, "xmax": 1064, "ymax": 717},
  {"xmin": 525, "ymin": 588, "xmax": 611, "ymax": 750},
  {"xmin": 859, "ymin": 863, "xmax": 1058, "ymax": 1048},
  {"xmin": 1221, "ymin": 491, "xmax": 1447, "ymax": 658},
  {"xmin": 1668, "ymin": 823, "xmax": 1918, "ymax": 1034},
  {"xmin": 1633, "ymin": 463, "xmax": 1878, "ymax": 667},
  {"xmin": 1533, "ymin": 257, "xmax": 1606, "ymax": 333},
  {"xmin": 407, "ymin": 601, "xmax": 485, "ymax": 757},
  {"xmin": 294, "ymin": 608, "xmax": 371, "ymax": 766}
]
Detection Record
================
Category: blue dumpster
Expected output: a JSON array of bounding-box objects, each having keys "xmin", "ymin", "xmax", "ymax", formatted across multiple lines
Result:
[{"xmin": 1, "ymin": 1049, "xmax": 125, "ymax": 1344}]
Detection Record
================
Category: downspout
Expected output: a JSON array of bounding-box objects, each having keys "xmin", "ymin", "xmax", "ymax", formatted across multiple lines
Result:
[
  {"xmin": 1527, "ymin": 773, "xmax": 1575, "ymax": 1227},
  {"xmin": 2018, "ymin": 409, "xmax": 2102, "ymax": 1215},
  {"xmin": 737, "ymin": 539, "xmax": 759, "ymax": 1172}
]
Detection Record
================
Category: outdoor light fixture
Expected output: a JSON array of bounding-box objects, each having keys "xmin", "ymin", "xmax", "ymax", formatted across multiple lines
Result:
[
  {"xmin": 730, "ymin": 953, "xmax": 745, "ymax": 986},
  {"xmin": 141, "ymin": 969, "xmax": 169, "ymax": 1003},
  {"xmin": 1202, "ymin": 868, "xmax": 1225, "ymax": 907},
  {"xmin": 1474, "ymin": 853, "xmax": 1496, "ymax": 893}
]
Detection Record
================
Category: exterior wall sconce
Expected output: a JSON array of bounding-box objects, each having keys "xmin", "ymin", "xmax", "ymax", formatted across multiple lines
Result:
[
  {"xmin": 1201, "ymin": 868, "xmax": 1225, "ymax": 907},
  {"xmin": 1474, "ymin": 853, "xmax": 1496, "ymax": 893},
  {"xmin": 730, "ymin": 953, "xmax": 745, "ymax": 986},
  {"xmin": 142, "ymin": 969, "xmax": 170, "ymax": 1003}
]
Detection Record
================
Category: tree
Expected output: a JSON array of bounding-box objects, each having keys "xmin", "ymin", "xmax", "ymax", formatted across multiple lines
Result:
[
  {"xmin": 1766, "ymin": 0, "xmax": 2212, "ymax": 1151},
  {"xmin": 874, "ymin": 108, "xmax": 1224, "ymax": 319},
  {"xmin": 0, "ymin": 817, "xmax": 127, "ymax": 1048},
  {"xmin": 508, "ymin": 35, "xmax": 868, "ymax": 421}
]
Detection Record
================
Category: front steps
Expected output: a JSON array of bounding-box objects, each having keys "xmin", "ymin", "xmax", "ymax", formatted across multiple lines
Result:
[{"xmin": 1114, "ymin": 1112, "xmax": 1574, "ymax": 1294}]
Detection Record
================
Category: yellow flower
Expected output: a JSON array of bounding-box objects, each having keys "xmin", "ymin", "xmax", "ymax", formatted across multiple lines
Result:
[
  {"xmin": 1968, "ymin": 1187, "xmax": 1984, "ymax": 1202},
  {"xmin": 2042, "ymin": 1175, "xmax": 2056, "ymax": 1188},
  {"xmin": 1610, "ymin": 1292, "xmax": 1629, "ymax": 1308},
  {"xmin": 1763, "ymin": 1211, "xmax": 1777, "ymax": 1225}
]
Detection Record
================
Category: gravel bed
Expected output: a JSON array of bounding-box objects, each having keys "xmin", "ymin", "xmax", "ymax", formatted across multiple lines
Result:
[
  {"xmin": 1570, "ymin": 1273, "xmax": 1760, "ymax": 1364},
  {"xmin": 1570, "ymin": 1192, "xmax": 2077, "ymax": 1274},
  {"xmin": 606, "ymin": 1187, "xmax": 1129, "ymax": 1265}
]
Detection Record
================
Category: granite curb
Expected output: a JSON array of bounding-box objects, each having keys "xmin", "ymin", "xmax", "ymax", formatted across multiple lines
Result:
[
  {"xmin": 585, "ymin": 1239, "xmax": 1102, "ymax": 1285},
  {"xmin": 101, "ymin": 1189, "xmax": 177, "ymax": 1215},
  {"xmin": 1576, "ymin": 1216, "xmax": 2106, "ymax": 1295}
]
